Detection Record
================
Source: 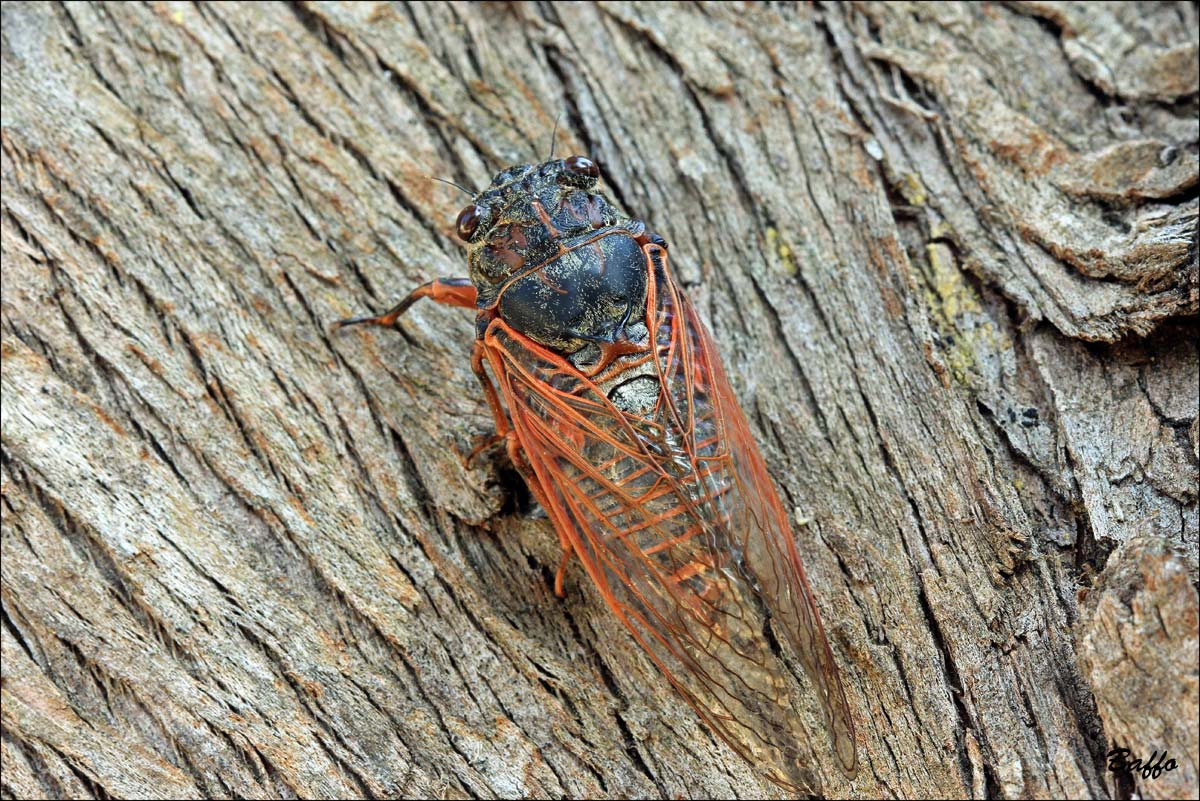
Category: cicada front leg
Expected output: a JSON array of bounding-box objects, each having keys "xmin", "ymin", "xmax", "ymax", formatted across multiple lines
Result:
[{"xmin": 331, "ymin": 277, "xmax": 477, "ymax": 330}]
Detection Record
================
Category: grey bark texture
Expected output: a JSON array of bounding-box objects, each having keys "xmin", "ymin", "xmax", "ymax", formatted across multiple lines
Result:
[{"xmin": 2, "ymin": 2, "xmax": 1197, "ymax": 799}]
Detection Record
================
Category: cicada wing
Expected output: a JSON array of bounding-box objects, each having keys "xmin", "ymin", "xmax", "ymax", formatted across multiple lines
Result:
[
  {"xmin": 482, "ymin": 250, "xmax": 856, "ymax": 788},
  {"xmin": 672, "ymin": 279, "xmax": 860, "ymax": 779}
]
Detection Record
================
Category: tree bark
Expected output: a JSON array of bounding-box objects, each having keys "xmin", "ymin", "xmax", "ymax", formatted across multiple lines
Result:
[{"xmin": 2, "ymin": 2, "xmax": 1196, "ymax": 799}]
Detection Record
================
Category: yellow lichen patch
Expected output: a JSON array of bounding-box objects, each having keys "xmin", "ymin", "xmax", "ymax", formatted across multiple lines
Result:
[
  {"xmin": 927, "ymin": 242, "xmax": 980, "ymax": 320},
  {"xmin": 941, "ymin": 332, "xmax": 980, "ymax": 386},
  {"xmin": 900, "ymin": 172, "xmax": 927, "ymax": 206},
  {"xmin": 921, "ymin": 241, "xmax": 1003, "ymax": 387},
  {"xmin": 765, "ymin": 227, "xmax": 798, "ymax": 275}
]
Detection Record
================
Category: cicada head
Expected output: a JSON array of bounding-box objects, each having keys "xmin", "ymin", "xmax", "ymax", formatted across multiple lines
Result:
[{"xmin": 454, "ymin": 157, "xmax": 651, "ymax": 358}]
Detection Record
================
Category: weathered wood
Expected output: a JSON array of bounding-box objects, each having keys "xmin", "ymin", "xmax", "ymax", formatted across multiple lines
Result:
[{"xmin": 2, "ymin": 2, "xmax": 1196, "ymax": 798}]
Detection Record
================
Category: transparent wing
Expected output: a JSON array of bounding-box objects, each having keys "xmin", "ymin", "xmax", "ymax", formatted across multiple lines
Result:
[{"xmin": 483, "ymin": 248, "xmax": 856, "ymax": 788}]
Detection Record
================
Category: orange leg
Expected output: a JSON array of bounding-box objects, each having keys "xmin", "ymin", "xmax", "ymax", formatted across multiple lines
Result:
[
  {"xmin": 331, "ymin": 277, "xmax": 477, "ymax": 330},
  {"xmin": 471, "ymin": 342, "xmax": 510, "ymax": 438},
  {"xmin": 462, "ymin": 342, "xmax": 512, "ymax": 467},
  {"xmin": 554, "ymin": 549, "xmax": 571, "ymax": 598}
]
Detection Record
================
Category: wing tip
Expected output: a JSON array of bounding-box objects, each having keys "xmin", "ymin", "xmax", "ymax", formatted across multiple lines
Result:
[{"xmin": 835, "ymin": 731, "xmax": 859, "ymax": 779}]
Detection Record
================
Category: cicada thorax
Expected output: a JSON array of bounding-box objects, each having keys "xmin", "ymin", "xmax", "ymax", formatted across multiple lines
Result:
[{"xmin": 462, "ymin": 160, "xmax": 662, "ymax": 382}]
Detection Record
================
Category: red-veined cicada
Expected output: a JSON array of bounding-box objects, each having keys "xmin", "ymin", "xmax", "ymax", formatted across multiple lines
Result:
[{"xmin": 334, "ymin": 153, "xmax": 858, "ymax": 790}]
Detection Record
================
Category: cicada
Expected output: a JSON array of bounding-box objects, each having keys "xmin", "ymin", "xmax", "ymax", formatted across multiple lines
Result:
[{"xmin": 335, "ymin": 153, "xmax": 857, "ymax": 789}]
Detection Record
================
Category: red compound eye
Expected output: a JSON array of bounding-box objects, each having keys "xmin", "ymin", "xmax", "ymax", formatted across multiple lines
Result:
[
  {"xmin": 564, "ymin": 155, "xmax": 599, "ymax": 180},
  {"xmin": 456, "ymin": 204, "xmax": 487, "ymax": 241}
]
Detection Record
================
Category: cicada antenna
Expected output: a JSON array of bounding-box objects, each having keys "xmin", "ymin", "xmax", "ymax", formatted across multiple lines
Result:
[
  {"xmin": 428, "ymin": 175, "xmax": 477, "ymax": 197},
  {"xmin": 547, "ymin": 112, "xmax": 564, "ymax": 160}
]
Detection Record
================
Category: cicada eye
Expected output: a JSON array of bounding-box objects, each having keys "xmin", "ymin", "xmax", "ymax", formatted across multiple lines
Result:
[
  {"xmin": 456, "ymin": 204, "xmax": 487, "ymax": 241},
  {"xmin": 561, "ymin": 155, "xmax": 600, "ymax": 186}
]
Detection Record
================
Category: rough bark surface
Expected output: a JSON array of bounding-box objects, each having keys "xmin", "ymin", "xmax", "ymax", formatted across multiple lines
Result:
[{"xmin": 2, "ymin": 2, "xmax": 1197, "ymax": 799}]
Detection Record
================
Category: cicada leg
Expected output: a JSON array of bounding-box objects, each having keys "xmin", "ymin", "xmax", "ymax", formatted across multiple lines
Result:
[
  {"xmin": 464, "ymin": 341, "xmax": 510, "ymax": 467},
  {"xmin": 331, "ymin": 277, "xmax": 477, "ymax": 330}
]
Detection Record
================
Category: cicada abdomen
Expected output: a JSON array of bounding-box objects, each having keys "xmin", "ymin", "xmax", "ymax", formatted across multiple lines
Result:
[{"xmin": 335, "ymin": 153, "xmax": 857, "ymax": 790}]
